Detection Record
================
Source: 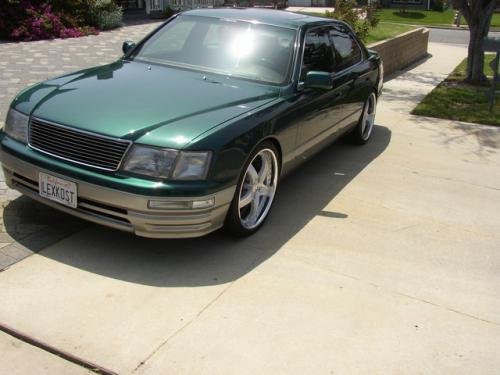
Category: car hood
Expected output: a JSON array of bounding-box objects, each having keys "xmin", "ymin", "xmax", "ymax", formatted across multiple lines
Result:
[{"xmin": 13, "ymin": 61, "xmax": 280, "ymax": 149}]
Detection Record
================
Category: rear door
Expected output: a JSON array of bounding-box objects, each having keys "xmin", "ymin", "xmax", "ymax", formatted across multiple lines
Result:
[{"xmin": 329, "ymin": 25, "xmax": 372, "ymax": 129}]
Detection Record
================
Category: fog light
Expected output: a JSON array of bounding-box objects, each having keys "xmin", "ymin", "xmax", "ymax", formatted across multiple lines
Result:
[
  {"xmin": 148, "ymin": 197, "xmax": 214, "ymax": 210},
  {"xmin": 192, "ymin": 198, "xmax": 215, "ymax": 209},
  {"xmin": 148, "ymin": 200, "xmax": 191, "ymax": 210}
]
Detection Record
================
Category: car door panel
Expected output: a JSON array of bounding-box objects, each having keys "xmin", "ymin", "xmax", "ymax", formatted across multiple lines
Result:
[{"xmin": 294, "ymin": 26, "xmax": 350, "ymax": 160}]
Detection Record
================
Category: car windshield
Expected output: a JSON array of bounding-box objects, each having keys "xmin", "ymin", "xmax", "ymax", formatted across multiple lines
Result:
[{"xmin": 130, "ymin": 15, "xmax": 297, "ymax": 85}]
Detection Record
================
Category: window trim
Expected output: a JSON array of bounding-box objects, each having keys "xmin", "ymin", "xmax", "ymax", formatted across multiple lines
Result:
[
  {"xmin": 296, "ymin": 22, "xmax": 365, "ymax": 88},
  {"xmin": 329, "ymin": 24, "xmax": 364, "ymax": 73},
  {"xmin": 298, "ymin": 25, "xmax": 337, "ymax": 82}
]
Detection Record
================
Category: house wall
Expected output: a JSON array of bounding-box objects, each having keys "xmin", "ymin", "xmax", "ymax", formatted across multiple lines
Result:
[
  {"xmin": 367, "ymin": 27, "xmax": 429, "ymax": 76},
  {"xmin": 145, "ymin": 0, "xmax": 224, "ymax": 13}
]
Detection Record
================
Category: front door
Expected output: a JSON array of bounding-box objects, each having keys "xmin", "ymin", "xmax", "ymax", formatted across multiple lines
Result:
[{"xmin": 294, "ymin": 26, "xmax": 353, "ymax": 159}]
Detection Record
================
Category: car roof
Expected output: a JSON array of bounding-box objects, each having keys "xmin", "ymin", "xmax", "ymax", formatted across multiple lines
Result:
[{"xmin": 181, "ymin": 8, "xmax": 336, "ymax": 29}]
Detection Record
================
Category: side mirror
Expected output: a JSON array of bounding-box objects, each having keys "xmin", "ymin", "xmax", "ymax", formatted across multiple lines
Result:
[
  {"xmin": 122, "ymin": 40, "xmax": 136, "ymax": 55},
  {"xmin": 303, "ymin": 71, "xmax": 333, "ymax": 90}
]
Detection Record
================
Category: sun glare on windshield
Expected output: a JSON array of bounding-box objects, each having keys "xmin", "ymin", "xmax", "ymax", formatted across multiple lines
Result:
[{"xmin": 133, "ymin": 15, "xmax": 296, "ymax": 84}]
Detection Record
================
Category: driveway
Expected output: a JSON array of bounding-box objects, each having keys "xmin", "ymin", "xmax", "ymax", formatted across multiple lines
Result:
[
  {"xmin": 0, "ymin": 27, "xmax": 500, "ymax": 374},
  {"xmin": 0, "ymin": 22, "xmax": 162, "ymax": 127}
]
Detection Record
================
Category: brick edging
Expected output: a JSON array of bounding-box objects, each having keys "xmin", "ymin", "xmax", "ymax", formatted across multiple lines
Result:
[{"xmin": 367, "ymin": 28, "xmax": 430, "ymax": 76}]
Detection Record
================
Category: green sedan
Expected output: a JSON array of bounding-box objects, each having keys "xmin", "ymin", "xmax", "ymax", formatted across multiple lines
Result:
[{"xmin": 0, "ymin": 8, "xmax": 383, "ymax": 238}]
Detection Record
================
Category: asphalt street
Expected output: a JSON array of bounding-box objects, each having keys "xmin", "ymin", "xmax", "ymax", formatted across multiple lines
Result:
[{"xmin": 428, "ymin": 27, "xmax": 500, "ymax": 45}]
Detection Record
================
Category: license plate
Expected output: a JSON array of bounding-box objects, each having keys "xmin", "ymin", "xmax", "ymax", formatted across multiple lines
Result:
[{"xmin": 39, "ymin": 172, "xmax": 77, "ymax": 208}]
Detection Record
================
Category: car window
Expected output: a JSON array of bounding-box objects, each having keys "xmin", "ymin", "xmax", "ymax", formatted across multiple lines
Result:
[
  {"xmin": 300, "ymin": 28, "xmax": 335, "ymax": 81},
  {"xmin": 141, "ymin": 19, "xmax": 196, "ymax": 55},
  {"xmin": 329, "ymin": 27, "xmax": 362, "ymax": 72},
  {"xmin": 132, "ymin": 15, "xmax": 296, "ymax": 85}
]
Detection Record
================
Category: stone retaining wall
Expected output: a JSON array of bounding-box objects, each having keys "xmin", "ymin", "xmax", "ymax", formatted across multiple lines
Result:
[{"xmin": 368, "ymin": 28, "xmax": 430, "ymax": 76}]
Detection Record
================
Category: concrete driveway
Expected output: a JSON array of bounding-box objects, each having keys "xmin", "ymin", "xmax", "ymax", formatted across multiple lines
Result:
[{"xmin": 0, "ymin": 36, "xmax": 499, "ymax": 374}]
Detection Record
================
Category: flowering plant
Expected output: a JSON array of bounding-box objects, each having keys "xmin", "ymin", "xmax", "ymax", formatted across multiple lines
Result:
[{"xmin": 0, "ymin": 1, "xmax": 99, "ymax": 41}]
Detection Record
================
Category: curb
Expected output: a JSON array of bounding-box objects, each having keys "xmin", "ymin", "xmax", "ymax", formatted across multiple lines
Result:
[{"xmin": 379, "ymin": 21, "xmax": 500, "ymax": 32}]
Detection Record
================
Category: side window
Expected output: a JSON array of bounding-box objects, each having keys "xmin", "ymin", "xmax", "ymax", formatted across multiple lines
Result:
[
  {"xmin": 329, "ymin": 27, "xmax": 362, "ymax": 72},
  {"xmin": 300, "ymin": 28, "xmax": 335, "ymax": 81}
]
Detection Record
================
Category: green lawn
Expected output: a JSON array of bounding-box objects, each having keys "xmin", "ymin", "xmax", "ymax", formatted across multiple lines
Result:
[
  {"xmin": 377, "ymin": 8, "xmax": 500, "ymax": 28},
  {"xmin": 448, "ymin": 54, "xmax": 497, "ymax": 80},
  {"xmin": 377, "ymin": 8, "xmax": 454, "ymax": 26},
  {"xmin": 412, "ymin": 54, "xmax": 500, "ymax": 126},
  {"xmin": 366, "ymin": 22, "xmax": 415, "ymax": 44}
]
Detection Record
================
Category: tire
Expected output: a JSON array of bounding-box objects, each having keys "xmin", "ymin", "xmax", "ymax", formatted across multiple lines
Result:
[
  {"xmin": 225, "ymin": 141, "xmax": 280, "ymax": 237},
  {"xmin": 351, "ymin": 91, "xmax": 377, "ymax": 145}
]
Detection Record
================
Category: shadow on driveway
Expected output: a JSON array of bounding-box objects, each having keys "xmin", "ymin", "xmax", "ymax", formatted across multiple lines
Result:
[{"xmin": 3, "ymin": 125, "xmax": 391, "ymax": 286}]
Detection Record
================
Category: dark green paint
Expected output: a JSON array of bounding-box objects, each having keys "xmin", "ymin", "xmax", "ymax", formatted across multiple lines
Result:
[
  {"xmin": 1, "ymin": 9, "xmax": 381, "ymax": 197},
  {"xmin": 304, "ymin": 71, "xmax": 334, "ymax": 90}
]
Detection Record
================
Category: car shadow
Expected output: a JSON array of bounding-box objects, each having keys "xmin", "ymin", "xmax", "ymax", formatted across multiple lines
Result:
[{"xmin": 3, "ymin": 125, "xmax": 391, "ymax": 287}]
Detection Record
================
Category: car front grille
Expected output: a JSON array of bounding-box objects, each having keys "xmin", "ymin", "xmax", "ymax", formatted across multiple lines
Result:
[{"xmin": 29, "ymin": 118, "xmax": 131, "ymax": 171}]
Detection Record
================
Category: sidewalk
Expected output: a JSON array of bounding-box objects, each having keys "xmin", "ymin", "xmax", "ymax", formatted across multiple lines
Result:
[
  {"xmin": 0, "ymin": 331, "xmax": 90, "ymax": 375},
  {"xmin": 1, "ymin": 42, "xmax": 500, "ymax": 375}
]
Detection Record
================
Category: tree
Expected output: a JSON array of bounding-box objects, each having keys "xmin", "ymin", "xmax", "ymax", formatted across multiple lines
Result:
[
  {"xmin": 325, "ymin": 0, "xmax": 379, "ymax": 42},
  {"xmin": 451, "ymin": 0, "xmax": 499, "ymax": 83}
]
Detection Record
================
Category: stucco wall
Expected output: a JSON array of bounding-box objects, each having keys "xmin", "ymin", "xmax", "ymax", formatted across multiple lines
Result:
[{"xmin": 367, "ymin": 27, "xmax": 430, "ymax": 76}]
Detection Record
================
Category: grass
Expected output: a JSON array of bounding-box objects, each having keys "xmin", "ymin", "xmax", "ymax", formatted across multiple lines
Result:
[
  {"xmin": 377, "ymin": 8, "xmax": 500, "ymax": 28},
  {"xmin": 449, "ymin": 54, "xmax": 497, "ymax": 80},
  {"xmin": 377, "ymin": 8, "xmax": 454, "ymax": 26},
  {"xmin": 366, "ymin": 22, "xmax": 415, "ymax": 44},
  {"xmin": 296, "ymin": 12, "xmax": 416, "ymax": 44},
  {"xmin": 412, "ymin": 54, "xmax": 500, "ymax": 126}
]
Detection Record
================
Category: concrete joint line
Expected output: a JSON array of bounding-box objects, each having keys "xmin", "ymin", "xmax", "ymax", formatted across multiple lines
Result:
[
  {"xmin": 286, "ymin": 253, "xmax": 500, "ymax": 327},
  {"xmin": 132, "ymin": 252, "xmax": 267, "ymax": 374},
  {"xmin": 131, "ymin": 283, "xmax": 235, "ymax": 374},
  {"xmin": 0, "ymin": 322, "xmax": 118, "ymax": 375}
]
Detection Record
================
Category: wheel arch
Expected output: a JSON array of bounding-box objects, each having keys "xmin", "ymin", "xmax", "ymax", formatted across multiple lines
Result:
[{"xmin": 247, "ymin": 135, "xmax": 283, "ymax": 176}]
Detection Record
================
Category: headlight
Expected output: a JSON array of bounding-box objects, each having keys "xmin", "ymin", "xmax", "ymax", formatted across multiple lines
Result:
[
  {"xmin": 122, "ymin": 145, "xmax": 211, "ymax": 180},
  {"xmin": 4, "ymin": 108, "xmax": 29, "ymax": 144},
  {"xmin": 172, "ymin": 151, "xmax": 211, "ymax": 180},
  {"xmin": 122, "ymin": 145, "xmax": 178, "ymax": 179}
]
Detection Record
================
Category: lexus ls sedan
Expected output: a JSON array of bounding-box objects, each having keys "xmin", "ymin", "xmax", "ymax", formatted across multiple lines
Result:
[{"xmin": 0, "ymin": 8, "xmax": 383, "ymax": 238}]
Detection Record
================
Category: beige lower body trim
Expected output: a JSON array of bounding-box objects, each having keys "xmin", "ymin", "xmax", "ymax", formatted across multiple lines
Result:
[{"xmin": 1, "ymin": 150, "xmax": 236, "ymax": 239}]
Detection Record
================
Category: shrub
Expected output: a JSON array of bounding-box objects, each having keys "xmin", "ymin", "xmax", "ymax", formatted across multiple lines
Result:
[
  {"xmin": 164, "ymin": 6, "xmax": 176, "ymax": 19},
  {"xmin": 86, "ymin": 0, "xmax": 123, "ymax": 31},
  {"xmin": 324, "ymin": 0, "xmax": 379, "ymax": 42},
  {"xmin": 431, "ymin": 0, "xmax": 445, "ymax": 12},
  {"xmin": 0, "ymin": 0, "xmax": 122, "ymax": 40},
  {"xmin": 0, "ymin": 1, "xmax": 98, "ymax": 41}
]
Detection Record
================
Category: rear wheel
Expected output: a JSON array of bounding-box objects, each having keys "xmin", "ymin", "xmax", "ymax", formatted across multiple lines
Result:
[
  {"xmin": 225, "ymin": 142, "xmax": 279, "ymax": 236},
  {"xmin": 351, "ymin": 92, "xmax": 377, "ymax": 145}
]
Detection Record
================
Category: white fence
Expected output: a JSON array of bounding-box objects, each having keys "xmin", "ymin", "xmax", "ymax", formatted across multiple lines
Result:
[{"xmin": 146, "ymin": 0, "xmax": 224, "ymax": 12}]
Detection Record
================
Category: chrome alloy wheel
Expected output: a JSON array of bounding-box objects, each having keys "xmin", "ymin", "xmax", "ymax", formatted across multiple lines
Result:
[
  {"xmin": 238, "ymin": 148, "xmax": 278, "ymax": 230},
  {"xmin": 361, "ymin": 92, "xmax": 377, "ymax": 141}
]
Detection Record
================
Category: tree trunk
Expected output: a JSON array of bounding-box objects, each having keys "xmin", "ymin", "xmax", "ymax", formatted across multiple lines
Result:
[
  {"xmin": 467, "ymin": 26, "xmax": 486, "ymax": 83},
  {"xmin": 464, "ymin": 1, "xmax": 497, "ymax": 84}
]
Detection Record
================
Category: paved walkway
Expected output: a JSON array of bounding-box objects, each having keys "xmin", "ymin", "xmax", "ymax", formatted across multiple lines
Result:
[
  {"xmin": 0, "ymin": 22, "xmax": 161, "ymax": 127},
  {"xmin": 0, "ymin": 23, "xmax": 161, "ymax": 270},
  {"xmin": 1, "ymin": 30, "xmax": 500, "ymax": 374}
]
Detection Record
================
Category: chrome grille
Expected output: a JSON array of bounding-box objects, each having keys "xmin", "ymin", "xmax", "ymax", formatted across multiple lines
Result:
[{"xmin": 29, "ymin": 118, "xmax": 131, "ymax": 171}]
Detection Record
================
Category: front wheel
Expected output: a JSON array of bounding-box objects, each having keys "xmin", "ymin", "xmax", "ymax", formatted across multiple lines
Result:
[
  {"xmin": 351, "ymin": 92, "xmax": 377, "ymax": 145},
  {"xmin": 225, "ymin": 142, "xmax": 279, "ymax": 236}
]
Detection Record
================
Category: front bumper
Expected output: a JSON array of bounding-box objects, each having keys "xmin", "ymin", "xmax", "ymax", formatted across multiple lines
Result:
[{"xmin": 1, "ymin": 150, "xmax": 236, "ymax": 238}]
